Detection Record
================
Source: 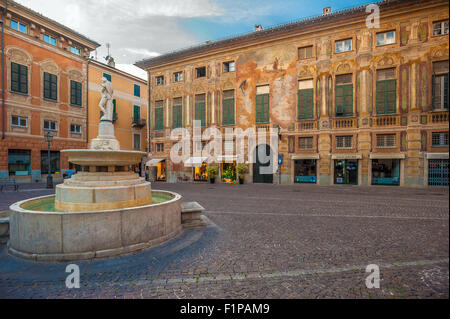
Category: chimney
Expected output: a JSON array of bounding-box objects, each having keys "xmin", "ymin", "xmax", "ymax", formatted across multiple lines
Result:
[
  {"xmin": 254, "ymin": 24, "xmax": 263, "ymax": 32},
  {"xmin": 323, "ymin": 7, "xmax": 331, "ymax": 15},
  {"xmin": 107, "ymin": 56, "xmax": 115, "ymax": 68}
]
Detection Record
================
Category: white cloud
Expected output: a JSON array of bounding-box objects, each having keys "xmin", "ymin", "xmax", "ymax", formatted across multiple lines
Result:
[{"xmin": 123, "ymin": 48, "xmax": 161, "ymax": 58}]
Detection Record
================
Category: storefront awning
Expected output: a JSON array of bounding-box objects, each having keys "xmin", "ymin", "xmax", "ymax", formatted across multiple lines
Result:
[
  {"xmin": 331, "ymin": 154, "xmax": 362, "ymax": 160},
  {"xmin": 146, "ymin": 158, "xmax": 165, "ymax": 167},
  {"xmin": 291, "ymin": 154, "xmax": 320, "ymax": 160},
  {"xmin": 184, "ymin": 157, "xmax": 208, "ymax": 167},
  {"xmin": 370, "ymin": 153, "xmax": 406, "ymax": 159},
  {"xmin": 426, "ymin": 153, "xmax": 449, "ymax": 159}
]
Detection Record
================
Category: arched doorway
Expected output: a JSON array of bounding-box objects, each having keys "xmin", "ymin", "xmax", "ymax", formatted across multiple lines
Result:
[{"xmin": 253, "ymin": 144, "xmax": 274, "ymax": 184}]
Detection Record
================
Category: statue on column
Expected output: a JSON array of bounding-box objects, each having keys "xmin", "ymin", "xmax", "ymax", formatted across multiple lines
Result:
[{"xmin": 99, "ymin": 77, "xmax": 114, "ymax": 122}]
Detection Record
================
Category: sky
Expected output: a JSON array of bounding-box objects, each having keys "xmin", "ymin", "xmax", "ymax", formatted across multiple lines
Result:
[{"xmin": 16, "ymin": 0, "xmax": 378, "ymax": 79}]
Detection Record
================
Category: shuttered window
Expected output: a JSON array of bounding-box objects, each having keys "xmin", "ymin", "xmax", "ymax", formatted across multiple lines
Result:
[
  {"xmin": 376, "ymin": 134, "xmax": 396, "ymax": 148},
  {"xmin": 335, "ymin": 74, "xmax": 353, "ymax": 117},
  {"xmin": 298, "ymin": 80, "xmax": 314, "ymax": 120},
  {"xmin": 133, "ymin": 105, "xmax": 141, "ymax": 120},
  {"xmin": 154, "ymin": 100, "xmax": 164, "ymax": 131},
  {"xmin": 298, "ymin": 46, "xmax": 313, "ymax": 60},
  {"xmin": 222, "ymin": 90, "xmax": 235, "ymax": 126},
  {"xmin": 195, "ymin": 94, "xmax": 206, "ymax": 127},
  {"xmin": 376, "ymin": 68, "xmax": 396, "ymax": 114},
  {"xmin": 256, "ymin": 85, "xmax": 270, "ymax": 123},
  {"xmin": 11, "ymin": 62, "xmax": 28, "ymax": 94},
  {"xmin": 70, "ymin": 80, "xmax": 82, "ymax": 106},
  {"xmin": 432, "ymin": 61, "xmax": 449, "ymax": 110},
  {"xmin": 336, "ymin": 136, "xmax": 353, "ymax": 149},
  {"xmin": 172, "ymin": 97, "xmax": 182, "ymax": 128},
  {"xmin": 299, "ymin": 137, "xmax": 313, "ymax": 150},
  {"xmin": 43, "ymin": 72, "xmax": 57, "ymax": 101}
]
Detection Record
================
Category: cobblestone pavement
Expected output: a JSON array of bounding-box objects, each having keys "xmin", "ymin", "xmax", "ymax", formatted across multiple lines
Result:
[{"xmin": 0, "ymin": 183, "xmax": 448, "ymax": 298}]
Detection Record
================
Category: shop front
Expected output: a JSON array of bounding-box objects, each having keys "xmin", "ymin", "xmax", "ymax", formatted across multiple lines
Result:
[
  {"xmin": 221, "ymin": 162, "xmax": 236, "ymax": 183},
  {"xmin": 185, "ymin": 157, "xmax": 208, "ymax": 182},
  {"xmin": 332, "ymin": 154, "xmax": 361, "ymax": 185},
  {"xmin": 145, "ymin": 158, "xmax": 166, "ymax": 182},
  {"xmin": 292, "ymin": 154, "xmax": 318, "ymax": 183},
  {"xmin": 371, "ymin": 159, "xmax": 400, "ymax": 185},
  {"xmin": 426, "ymin": 153, "xmax": 449, "ymax": 186}
]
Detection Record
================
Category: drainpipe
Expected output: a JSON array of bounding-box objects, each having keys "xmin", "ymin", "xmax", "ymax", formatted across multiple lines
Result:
[
  {"xmin": 86, "ymin": 59, "xmax": 90, "ymax": 147},
  {"xmin": 147, "ymin": 70, "xmax": 151, "ymax": 156},
  {"xmin": 1, "ymin": 0, "xmax": 7, "ymax": 140}
]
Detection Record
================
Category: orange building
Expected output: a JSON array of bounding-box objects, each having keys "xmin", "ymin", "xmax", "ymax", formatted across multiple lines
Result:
[{"xmin": 0, "ymin": 0, "xmax": 99, "ymax": 182}]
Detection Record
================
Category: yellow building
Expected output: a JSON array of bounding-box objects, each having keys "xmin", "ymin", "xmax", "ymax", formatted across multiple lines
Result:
[{"xmin": 87, "ymin": 59, "xmax": 148, "ymax": 169}]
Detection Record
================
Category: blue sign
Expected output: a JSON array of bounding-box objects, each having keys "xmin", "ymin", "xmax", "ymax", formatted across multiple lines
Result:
[{"xmin": 278, "ymin": 155, "xmax": 283, "ymax": 165}]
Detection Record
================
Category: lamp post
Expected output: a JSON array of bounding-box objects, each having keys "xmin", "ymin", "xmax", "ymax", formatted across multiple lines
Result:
[{"xmin": 44, "ymin": 132, "xmax": 53, "ymax": 189}]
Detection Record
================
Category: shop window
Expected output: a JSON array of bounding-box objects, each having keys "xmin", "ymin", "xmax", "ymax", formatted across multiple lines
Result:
[
  {"xmin": 335, "ymin": 39, "xmax": 352, "ymax": 53},
  {"xmin": 44, "ymin": 34, "xmax": 57, "ymax": 46},
  {"xmin": 156, "ymin": 143, "xmax": 164, "ymax": 152},
  {"xmin": 221, "ymin": 162, "xmax": 236, "ymax": 183},
  {"xmin": 11, "ymin": 115, "xmax": 27, "ymax": 128},
  {"xmin": 432, "ymin": 61, "xmax": 449, "ymax": 110},
  {"xmin": 70, "ymin": 124, "xmax": 81, "ymax": 134},
  {"xmin": 172, "ymin": 97, "xmax": 183, "ymax": 128},
  {"xmin": 298, "ymin": 79, "xmax": 314, "ymax": 120},
  {"xmin": 156, "ymin": 75, "xmax": 164, "ymax": 85},
  {"xmin": 299, "ymin": 137, "xmax": 313, "ymax": 150},
  {"xmin": 44, "ymin": 120, "xmax": 57, "ymax": 131},
  {"xmin": 196, "ymin": 67, "xmax": 206, "ymax": 78},
  {"xmin": 334, "ymin": 160, "xmax": 358, "ymax": 185},
  {"xmin": 70, "ymin": 80, "xmax": 82, "ymax": 106},
  {"xmin": 256, "ymin": 85, "xmax": 270, "ymax": 123},
  {"xmin": 433, "ymin": 20, "xmax": 449, "ymax": 36},
  {"xmin": 372, "ymin": 159, "xmax": 400, "ymax": 185},
  {"xmin": 174, "ymin": 71, "xmax": 183, "ymax": 82},
  {"xmin": 376, "ymin": 31, "xmax": 395, "ymax": 46},
  {"xmin": 223, "ymin": 61, "xmax": 235, "ymax": 73},
  {"xmin": 10, "ymin": 19, "xmax": 27, "ymax": 34},
  {"xmin": 222, "ymin": 90, "xmax": 235, "ymax": 126},
  {"xmin": 376, "ymin": 134, "xmax": 396, "ymax": 148},
  {"xmin": 298, "ymin": 45, "xmax": 313, "ymax": 60},
  {"xmin": 335, "ymin": 74, "xmax": 353, "ymax": 117},
  {"xmin": 195, "ymin": 94, "xmax": 206, "ymax": 127},
  {"xmin": 43, "ymin": 72, "xmax": 57, "ymax": 101},
  {"xmin": 154, "ymin": 100, "xmax": 164, "ymax": 130},
  {"xmin": 156, "ymin": 160, "xmax": 166, "ymax": 181},
  {"xmin": 336, "ymin": 136, "xmax": 353, "ymax": 149},
  {"xmin": 432, "ymin": 132, "xmax": 449, "ymax": 147},
  {"xmin": 11, "ymin": 62, "xmax": 28, "ymax": 94},
  {"xmin": 8, "ymin": 149, "xmax": 31, "ymax": 176},
  {"xmin": 376, "ymin": 68, "xmax": 396, "ymax": 114},
  {"xmin": 294, "ymin": 159, "xmax": 316, "ymax": 183},
  {"xmin": 194, "ymin": 163, "xmax": 208, "ymax": 182},
  {"xmin": 40, "ymin": 151, "xmax": 60, "ymax": 174}
]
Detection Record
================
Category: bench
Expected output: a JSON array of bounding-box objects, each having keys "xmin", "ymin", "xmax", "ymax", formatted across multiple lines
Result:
[
  {"xmin": 181, "ymin": 201, "xmax": 207, "ymax": 229},
  {"xmin": 0, "ymin": 178, "xmax": 19, "ymax": 192}
]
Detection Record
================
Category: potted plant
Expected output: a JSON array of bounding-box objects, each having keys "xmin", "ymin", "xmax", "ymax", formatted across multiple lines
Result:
[
  {"xmin": 237, "ymin": 164, "xmax": 248, "ymax": 184},
  {"xmin": 207, "ymin": 166, "xmax": 218, "ymax": 184}
]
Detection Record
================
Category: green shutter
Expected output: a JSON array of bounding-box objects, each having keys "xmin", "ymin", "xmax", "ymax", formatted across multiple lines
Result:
[
  {"xmin": 256, "ymin": 94, "xmax": 269, "ymax": 123},
  {"xmin": 195, "ymin": 102, "xmax": 206, "ymax": 127},
  {"xmin": 20, "ymin": 65, "xmax": 27, "ymax": 94},
  {"xmin": 44, "ymin": 72, "xmax": 50, "ymax": 99},
  {"xmin": 376, "ymin": 80, "xmax": 396, "ymax": 114},
  {"xmin": 50, "ymin": 74, "xmax": 57, "ymax": 100},
  {"xmin": 154, "ymin": 107, "xmax": 163, "ymax": 130},
  {"xmin": 172, "ymin": 104, "xmax": 182, "ymax": 128},
  {"xmin": 444, "ymin": 73, "xmax": 449, "ymax": 110},
  {"xmin": 432, "ymin": 74, "xmax": 436, "ymax": 110},
  {"xmin": 113, "ymin": 99, "xmax": 117, "ymax": 121},
  {"xmin": 134, "ymin": 105, "xmax": 140, "ymax": 120},
  {"xmin": 222, "ymin": 98, "xmax": 235, "ymax": 125},
  {"xmin": 11, "ymin": 62, "xmax": 19, "ymax": 92},
  {"xmin": 335, "ymin": 84, "xmax": 353, "ymax": 117},
  {"xmin": 298, "ymin": 89, "xmax": 314, "ymax": 120}
]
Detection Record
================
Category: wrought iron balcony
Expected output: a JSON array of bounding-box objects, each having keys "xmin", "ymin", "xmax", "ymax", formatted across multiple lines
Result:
[{"xmin": 132, "ymin": 117, "xmax": 146, "ymax": 128}]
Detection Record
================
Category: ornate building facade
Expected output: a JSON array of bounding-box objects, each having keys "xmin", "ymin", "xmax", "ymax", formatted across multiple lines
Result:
[
  {"xmin": 137, "ymin": 0, "xmax": 449, "ymax": 187},
  {"xmin": 0, "ymin": 0, "xmax": 99, "ymax": 182}
]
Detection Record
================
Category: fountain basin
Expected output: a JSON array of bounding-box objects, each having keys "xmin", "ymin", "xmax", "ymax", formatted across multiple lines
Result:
[
  {"xmin": 61, "ymin": 149, "xmax": 146, "ymax": 166},
  {"xmin": 8, "ymin": 190, "xmax": 182, "ymax": 262}
]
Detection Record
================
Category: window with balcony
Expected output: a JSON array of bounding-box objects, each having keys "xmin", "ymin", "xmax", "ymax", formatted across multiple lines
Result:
[
  {"xmin": 43, "ymin": 72, "xmax": 57, "ymax": 101},
  {"xmin": 298, "ymin": 45, "xmax": 313, "ymax": 60},
  {"xmin": 154, "ymin": 100, "xmax": 164, "ymax": 131},
  {"xmin": 376, "ymin": 31, "xmax": 396, "ymax": 46},
  {"xmin": 195, "ymin": 66, "xmax": 206, "ymax": 78},
  {"xmin": 133, "ymin": 105, "xmax": 141, "ymax": 121},
  {"xmin": 172, "ymin": 97, "xmax": 183, "ymax": 129},
  {"xmin": 298, "ymin": 79, "xmax": 314, "ymax": 120},
  {"xmin": 432, "ymin": 132, "xmax": 449, "ymax": 147},
  {"xmin": 11, "ymin": 62, "xmax": 28, "ymax": 94},
  {"xmin": 222, "ymin": 90, "xmax": 235, "ymax": 126},
  {"xmin": 376, "ymin": 134, "xmax": 396, "ymax": 148},
  {"xmin": 336, "ymin": 136, "xmax": 353, "ymax": 149},
  {"xmin": 433, "ymin": 20, "xmax": 449, "ymax": 36},
  {"xmin": 432, "ymin": 61, "xmax": 449, "ymax": 110},
  {"xmin": 70, "ymin": 80, "xmax": 82, "ymax": 106},
  {"xmin": 335, "ymin": 74, "xmax": 353, "ymax": 117},
  {"xmin": 376, "ymin": 68, "xmax": 396, "ymax": 114},
  {"xmin": 256, "ymin": 85, "xmax": 270, "ymax": 123},
  {"xmin": 335, "ymin": 39, "xmax": 352, "ymax": 53},
  {"xmin": 195, "ymin": 94, "xmax": 206, "ymax": 127},
  {"xmin": 223, "ymin": 61, "xmax": 235, "ymax": 73},
  {"xmin": 11, "ymin": 116, "xmax": 27, "ymax": 128},
  {"xmin": 174, "ymin": 71, "xmax": 183, "ymax": 82},
  {"xmin": 299, "ymin": 137, "xmax": 314, "ymax": 150}
]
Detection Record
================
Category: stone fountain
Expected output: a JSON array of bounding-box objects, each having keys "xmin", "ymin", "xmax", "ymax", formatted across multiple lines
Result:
[{"xmin": 8, "ymin": 78, "xmax": 183, "ymax": 262}]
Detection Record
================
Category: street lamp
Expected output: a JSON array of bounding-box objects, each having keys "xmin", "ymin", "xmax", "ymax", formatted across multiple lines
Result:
[{"xmin": 44, "ymin": 132, "xmax": 53, "ymax": 189}]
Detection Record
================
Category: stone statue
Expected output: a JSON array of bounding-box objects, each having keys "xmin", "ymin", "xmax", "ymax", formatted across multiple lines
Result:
[{"xmin": 99, "ymin": 77, "xmax": 114, "ymax": 122}]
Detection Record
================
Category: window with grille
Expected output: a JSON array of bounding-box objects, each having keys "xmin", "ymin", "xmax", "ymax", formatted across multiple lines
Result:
[
  {"xmin": 336, "ymin": 136, "xmax": 353, "ymax": 149},
  {"xmin": 70, "ymin": 80, "xmax": 82, "ymax": 106},
  {"xmin": 432, "ymin": 132, "xmax": 449, "ymax": 147},
  {"xmin": 156, "ymin": 76, "xmax": 164, "ymax": 85},
  {"xmin": 298, "ymin": 79, "xmax": 314, "ymax": 120},
  {"xmin": 195, "ymin": 94, "xmax": 206, "ymax": 127},
  {"xmin": 335, "ymin": 74, "xmax": 353, "ymax": 117},
  {"xmin": 44, "ymin": 120, "xmax": 57, "ymax": 131},
  {"xmin": 298, "ymin": 46, "xmax": 313, "ymax": 60},
  {"xmin": 174, "ymin": 71, "xmax": 183, "ymax": 82},
  {"xmin": 11, "ymin": 116, "xmax": 27, "ymax": 128},
  {"xmin": 256, "ymin": 85, "xmax": 270, "ymax": 123},
  {"xmin": 299, "ymin": 137, "xmax": 314, "ymax": 150},
  {"xmin": 376, "ymin": 134, "xmax": 396, "ymax": 148},
  {"xmin": 376, "ymin": 68, "xmax": 396, "ymax": 114},
  {"xmin": 172, "ymin": 97, "xmax": 183, "ymax": 128},
  {"xmin": 222, "ymin": 90, "xmax": 235, "ymax": 126},
  {"xmin": 70, "ymin": 124, "xmax": 81, "ymax": 134},
  {"xmin": 335, "ymin": 39, "xmax": 352, "ymax": 53},
  {"xmin": 196, "ymin": 67, "xmax": 206, "ymax": 78},
  {"xmin": 156, "ymin": 143, "xmax": 164, "ymax": 152},
  {"xmin": 154, "ymin": 100, "xmax": 164, "ymax": 131},
  {"xmin": 11, "ymin": 62, "xmax": 28, "ymax": 94},
  {"xmin": 223, "ymin": 61, "xmax": 235, "ymax": 73},
  {"xmin": 432, "ymin": 61, "xmax": 449, "ymax": 110},
  {"xmin": 433, "ymin": 20, "xmax": 449, "ymax": 36},
  {"xmin": 43, "ymin": 72, "xmax": 57, "ymax": 100},
  {"xmin": 376, "ymin": 31, "xmax": 396, "ymax": 46}
]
